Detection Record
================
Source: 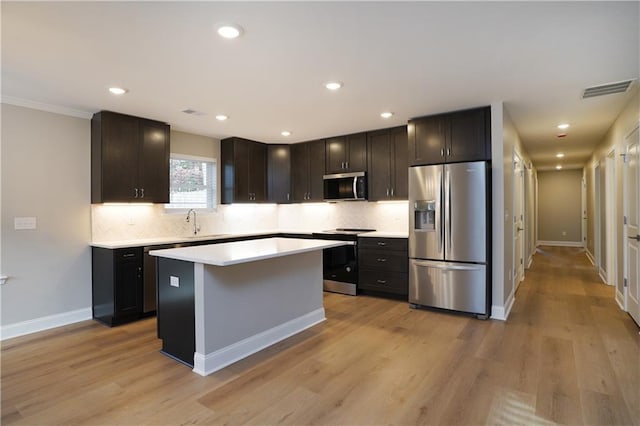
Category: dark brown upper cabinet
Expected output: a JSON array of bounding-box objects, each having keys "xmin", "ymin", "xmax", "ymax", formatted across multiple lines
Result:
[
  {"xmin": 325, "ymin": 132, "xmax": 367, "ymax": 173},
  {"xmin": 91, "ymin": 111, "xmax": 170, "ymax": 203},
  {"xmin": 267, "ymin": 144, "xmax": 291, "ymax": 203},
  {"xmin": 367, "ymin": 126, "xmax": 408, "ymax": 201},
  {"xmin": 291, "ymin": 140, "xmax": 325, "ymax": 202},
  {"xmin": 408, "ymin": 106, "xmax": 491, "ymax": 166},
  {"xmin": 221, "ymin": 138, "xmax": 267, "ymax": 203}
]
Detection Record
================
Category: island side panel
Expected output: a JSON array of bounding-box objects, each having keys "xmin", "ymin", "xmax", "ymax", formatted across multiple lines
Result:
[
  {"xmin": 195, "ymin": 250, "xmax": 324, "ymax": 375},
  {"xmin": 157, "ymin": 257, "xmax": 196, "ymax": 367}
]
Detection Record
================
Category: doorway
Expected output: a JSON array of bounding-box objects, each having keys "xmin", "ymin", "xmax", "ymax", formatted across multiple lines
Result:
[
  {"xmin": 605, "ymin": 150, "xmax": 616, "ymax": 287},
  {"xmin": 513, "ymin": 152, "xmax": 525, "ymax": 289},
  {"xmin": 622, "ymin": 123, "xmax": 639, "ymax": 326}
]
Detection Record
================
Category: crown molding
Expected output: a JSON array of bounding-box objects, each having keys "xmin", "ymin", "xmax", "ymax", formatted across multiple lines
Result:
[{"xmin": 1, "ymin": 96, "xmax": 93, "ymax": 119}]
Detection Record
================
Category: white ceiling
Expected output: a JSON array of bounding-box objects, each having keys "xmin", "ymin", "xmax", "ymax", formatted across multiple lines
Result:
[{"xmin": 2, "ymin": 2, "xmax": 638, "ymax": 171}]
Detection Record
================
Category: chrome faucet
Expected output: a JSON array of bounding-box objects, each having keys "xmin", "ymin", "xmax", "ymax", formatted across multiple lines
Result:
[{"xmin": 186, "ymin": 209, "xmax": 200, "ymax": 235}]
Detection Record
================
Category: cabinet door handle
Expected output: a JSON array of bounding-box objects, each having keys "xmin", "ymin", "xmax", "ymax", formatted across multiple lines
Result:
[
  {"xmin": 386, "ymin": 188, "xmax": 389, "ymax": 196},
  {"xmin": 377, "ymin": 242, "xmax": 387, "ymax": 246},
  {"xmin": 440, "ymin": 149, "xmax": 444, "ymax": 157},
  {"xmin": 390, "ymin": 188, "xmax": 394, "ymax": 197},
  {"xmin": 122, "ymin": 253, "xmax": 136, "ymax": 258},
  {"xmin": 346, "ymin": 161, "xmax": 349, "ymax": 169},
  {"xmin": 140, "ymin": 188, "xmax": 145, "ymax": 198},
  {"xmin": 377, "ymin": 258, "xmax": 387, "ymax": 262},
  {"xmin": 134, "ymin": 188, "xmax": 139, "ymax": 198},
  {"xmin": 376, "ymin": 280, "xmax": 387, "ymax": 284},
  {"xmin": 287, "ymin": 193, "xmax": 290, "ymax": 201},
  {"xmin": 447, "ymin": 148, "xmax": 451, "ymax": 156}
]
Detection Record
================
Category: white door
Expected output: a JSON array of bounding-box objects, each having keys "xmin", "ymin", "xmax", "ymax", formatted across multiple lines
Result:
[
  {"xmin": 514, "ymin": 154, "xmax": 525, "ymax": 288},
  {"xmin": 623, "ymin": 125, "xmax": 639, "ymax": 325}
]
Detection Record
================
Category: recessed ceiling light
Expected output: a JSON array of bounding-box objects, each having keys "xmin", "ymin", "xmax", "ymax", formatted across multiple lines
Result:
[
  {"xmin": 556, "ymin": 153, "xmax": 565, "ymax": 158},
  {"xmin": 325, "ymin": 81, "xmax": 343, "ymax": 91},
  {"xmin": 108, "ymin": 87, "xmax": 127, "ymax": 95},
  {"xmin": 215, "ymin": 114, "xmax": 228, "ymax": 121},
  {"xmin": 281, "ymin": 131, "xmax": 291, "ymax": 137},
  {"xmin": 556, "ymin": 165, "xmax": 563, "ymax": 170},
  {"xmin": 216, "ymin": 24, "xmax": 243, "ymax": 39},
  {"xmin": 557, "ymin": 123, "xmax": 570, "ymax": 130},
  {"xmin": 380, "ymin": 112, "xmax": 394, "ymax": 119}
]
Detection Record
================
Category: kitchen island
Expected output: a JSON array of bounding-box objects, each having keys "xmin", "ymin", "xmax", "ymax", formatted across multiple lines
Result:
[{"xmin": 149, "ymin": 237, "xmax": 347, "ymax": 376}]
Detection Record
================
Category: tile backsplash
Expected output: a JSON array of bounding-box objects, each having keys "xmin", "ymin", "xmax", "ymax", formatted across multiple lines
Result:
[{"xmin": 91, "ymin": 201, "xmax": 408, "ymax": 242}]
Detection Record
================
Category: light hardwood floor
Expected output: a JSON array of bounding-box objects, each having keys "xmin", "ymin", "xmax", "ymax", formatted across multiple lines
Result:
[{"xmin": 2, "ymin": 247, "xmax": 639, "ymax": 425}]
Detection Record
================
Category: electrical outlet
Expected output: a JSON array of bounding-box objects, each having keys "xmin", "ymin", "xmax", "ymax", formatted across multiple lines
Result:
[
  {"xmin": 14, "ymin": 217, "xmax": 36, "ymax": 230},
  {"xmin": 170, "ymin": 276, "xmax": 180, "ymax": 288},
  {"xmin": 562, "ymin": 231, "xmax": 567, "ymax": 236}
]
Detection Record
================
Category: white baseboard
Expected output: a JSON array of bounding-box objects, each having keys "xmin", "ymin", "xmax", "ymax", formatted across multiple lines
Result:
[
  {"xmin": 585, "ymin": 250, "xmax": 595, "ymax": 265},
  {"xmin": 598, "ymin": 268, "xmax": 608, "ymax": 285},
  {"xmin": 1, "ymin": 307, "xmax": 92, "ymax": 341},
  {"xmin": 193, "ymin": 308, "xmax": 325, "ymax": 376},
  {"xmin": 491, "ymin": 292, "xmax": 515, "ymax": 321},
  {"xmin": 537, "ymin": 240, "xmax": 584, "ymax": 248}
]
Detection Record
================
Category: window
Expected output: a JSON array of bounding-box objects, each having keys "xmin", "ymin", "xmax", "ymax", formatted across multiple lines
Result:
[{"xmin": 165, "ymin": 155, "xmax": 217, "ymax": 210}]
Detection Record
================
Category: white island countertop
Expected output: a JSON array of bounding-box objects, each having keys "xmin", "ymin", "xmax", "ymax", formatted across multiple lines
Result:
[{"xmin": 149, "ymin": 237, "xmax": 349, "ymax": 266}]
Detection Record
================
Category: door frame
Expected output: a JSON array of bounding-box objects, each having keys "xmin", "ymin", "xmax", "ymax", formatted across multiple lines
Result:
[
  {"xmin": 513, "ymin": 151, "xmax": 525, "ymax": 289},
  {"xmin": 605, "ymin": 148, "xmax": 617, "ymax": 287},
  {"xmin": 582, "ymin": 171, "xmax": 588, "ymax": 250},
  {"xmin": 594, "ymin": 161, "xmax": 602, "ymax": 278}
]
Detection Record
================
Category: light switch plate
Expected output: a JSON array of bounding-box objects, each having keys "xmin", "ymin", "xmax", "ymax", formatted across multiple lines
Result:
[
  {"xmin": 170, "ymin": 276, "xmax": 180, "ymax": 288},
  {"xmin": 14, "ymin": 217, "xmax": 37, "ymax": 230}
]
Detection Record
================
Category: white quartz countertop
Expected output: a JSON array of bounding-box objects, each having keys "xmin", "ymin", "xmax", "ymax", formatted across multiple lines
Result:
[
  {"xmin": 149, "ymin": 237, "xmax": 350, "ymax": 266},
  {"xmin": 90, "ymin": 230, "xmax": 313, "ymax": 249},
  {"xmin": 359, "ymin": 231, "xmax": 408, "ymax": 238}
]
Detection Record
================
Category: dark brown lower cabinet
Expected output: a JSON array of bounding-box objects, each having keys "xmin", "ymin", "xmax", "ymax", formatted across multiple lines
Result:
[
  {"xmin": 358, "ymin": 237, "xmax": 408, "ymax": 297},
  {"xmin": 92, "ymin": 247, "xmax": 143, "ymax": 326}
]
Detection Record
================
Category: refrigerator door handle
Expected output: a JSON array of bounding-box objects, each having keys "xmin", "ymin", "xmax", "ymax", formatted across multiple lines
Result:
[
  {"xmin": 412, "ymin": 260, "xmax": 484, "ymax": 271},
  {"xmin": 445, "ymin": 167, "xmax": 452, "ymax": 253},
  {"xmin": 437, "ymin": 168, "xmax": 443, "ymax": 253}
]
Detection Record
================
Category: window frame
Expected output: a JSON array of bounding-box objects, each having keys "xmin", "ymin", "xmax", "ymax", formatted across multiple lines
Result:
[{"xmin": 164, "ymin": 153, "xmax": 218, "ymax": 213}]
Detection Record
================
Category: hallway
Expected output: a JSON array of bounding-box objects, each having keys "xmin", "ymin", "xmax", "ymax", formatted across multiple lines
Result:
[
  {"xmin": 1, "ymin": 247, "xmax": 639, "ymax": 425},
  {"xmin": 506, "ymin": 246, "xmax": 639, "ymax": 425}
]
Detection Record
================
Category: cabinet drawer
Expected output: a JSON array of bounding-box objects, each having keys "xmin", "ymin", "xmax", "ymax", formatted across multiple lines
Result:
[
  {"xmin": 359, "ymin": 269, "xmax": 408, "ymax": 295},
  {"xmin": 359, "ymin": 249, "xmax": 408, "ymax": 273},
  {"xmin": 358, "ymin": 237, "xmax": 407, "ymax": 252}
]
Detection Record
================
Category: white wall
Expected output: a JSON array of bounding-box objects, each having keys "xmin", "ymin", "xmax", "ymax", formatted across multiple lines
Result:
[
  {"xmin": 585, "ymin": 89, "xmax": 639, "ymax": 307},
  {"xmin": 1, "ymin": 104, "xmax": 92, "ymax": 332},
  {"xmin": 537, "ymin": 170, "xmax": 583, "ymax": 243},
  {"xmin": 490, "ymin": 103, "xmax": 535, "ymax": 320}
]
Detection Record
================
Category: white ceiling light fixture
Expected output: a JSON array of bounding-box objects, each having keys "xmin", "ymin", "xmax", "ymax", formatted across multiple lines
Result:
[
  {"xmin": 380, "ymin": 111, "xmax": 394, "ymax": 119},
  {"xmin": 281, "ymin": 130, "xmax": 291, "ymax": 137},
  {"xmin": 108, "ymin": 87, "xmax": 127, "ymax": 95},
  {"xmin": 557, "ymin": 123, "xmax": 570, "ymax": 130},
  {"xmin": 556, "ymin": 153, "xmax": 565, "ymax": 158},
  {"xmin": 325, "ymin": 81, "xmax": 343, "ymax": 91},
  {"xmin": 216, "ymin": 23, "xmax": 243, "ymax": 39},
  {"xmin": 556, "ymin": 165, "xmax": 563, "ymax": 170},
  {"xmin": 215, "ymin": 114, "xmax": 228, "ymax": 121}
]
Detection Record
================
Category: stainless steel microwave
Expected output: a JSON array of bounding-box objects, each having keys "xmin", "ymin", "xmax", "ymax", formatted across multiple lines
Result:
[{"xmin": 323, "ymin": 172, "xmax": 367, "ymax": 201}]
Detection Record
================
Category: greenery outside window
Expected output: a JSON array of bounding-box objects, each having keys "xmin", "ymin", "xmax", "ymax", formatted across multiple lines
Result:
[{"xmin": 165, "ymin": 155, "xmax": 216, "ymax": 210}]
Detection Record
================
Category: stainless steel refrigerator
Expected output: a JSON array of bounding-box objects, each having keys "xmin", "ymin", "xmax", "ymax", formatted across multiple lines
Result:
[{"xmin": 408, "ymin": 161, "xmax": 490, "ymax": 318}]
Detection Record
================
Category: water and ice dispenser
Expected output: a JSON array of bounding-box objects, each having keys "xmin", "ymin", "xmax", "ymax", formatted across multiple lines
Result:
[{"xmin": 414, "ymin": 200, "xmax": 436, "ymax": 231}]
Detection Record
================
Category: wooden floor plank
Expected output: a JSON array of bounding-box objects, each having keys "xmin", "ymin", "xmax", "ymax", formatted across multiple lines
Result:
[{"xmin": 2, "ymin": 246, "xmax": 638, "ymax": 425}]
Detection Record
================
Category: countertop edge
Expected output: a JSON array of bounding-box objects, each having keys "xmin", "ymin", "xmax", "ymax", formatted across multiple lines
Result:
[{"xmin": 149, "ymin": 237, "xmax": 348, "ymax": 266}]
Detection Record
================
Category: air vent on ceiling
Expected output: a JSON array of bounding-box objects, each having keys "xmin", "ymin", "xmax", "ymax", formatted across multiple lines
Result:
[
  {"xmin": 182, "ymin": 108, "xmax": 204, "ymax": 116},
  {"xmin": 582, "ymin": 79, "xmax": 635, "ymax": 99}
]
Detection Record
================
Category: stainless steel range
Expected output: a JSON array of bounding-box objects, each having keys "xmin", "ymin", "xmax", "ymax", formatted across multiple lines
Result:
[{"xmin": 312, "ymin": 228, "xmax": 375, "ymax": 295}]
